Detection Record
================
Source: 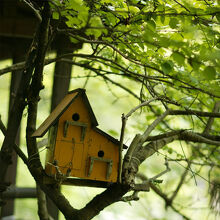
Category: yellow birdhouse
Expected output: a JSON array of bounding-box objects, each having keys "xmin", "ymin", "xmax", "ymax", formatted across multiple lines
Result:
[{"xmin": 32, "ymin": 89, "xmax": 124, "ymax": 186}]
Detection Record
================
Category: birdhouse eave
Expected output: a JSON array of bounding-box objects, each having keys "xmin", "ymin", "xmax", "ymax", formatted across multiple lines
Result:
[{"xmin": 32, "ymin": 89, "xmax": 99, "ymax": 137}]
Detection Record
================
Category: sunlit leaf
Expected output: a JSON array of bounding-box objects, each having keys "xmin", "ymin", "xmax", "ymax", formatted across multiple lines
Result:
[
  {"xmin": 147, "ymin": 19, "xmax": 156, "ymax": 32},
  {"xmin": 160, "ymin": 15, "xmax": 165, "ymax": 24},
  {"xmin": 202, "ymin": 66, "xmax": 216, "ymax": 80},
  {"xmin": 216, "ymin": 13, "xmax": 220, "ymax": 22},
  {"xmin": 52, "ymin": 12, "xmax": 59, "ymax": 20},
  {"xmin": 172, "ymin": 52, "xmax": 185, "ymax": 65},
  {"xmin": 169, "ymin": 18, "xmax": 179, "ymax": 29},
  {"xmin": 161, "ymin": 61, "xmax": 173, "ymax": 74}
]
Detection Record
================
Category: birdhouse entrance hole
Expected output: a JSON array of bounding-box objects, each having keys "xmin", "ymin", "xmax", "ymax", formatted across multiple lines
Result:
[
  {"xmin": 98, "ymin": 150, "xmax": 104, "ymax": 158},
  {"xmin": 72, "ymin": 113, "xmax": 80, "ymax": 121}
]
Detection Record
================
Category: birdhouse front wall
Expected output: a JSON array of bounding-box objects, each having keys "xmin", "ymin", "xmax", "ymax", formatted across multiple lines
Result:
[{"xmin": 45, "ymin": 96, "xmax": 119, "ymax": 182}]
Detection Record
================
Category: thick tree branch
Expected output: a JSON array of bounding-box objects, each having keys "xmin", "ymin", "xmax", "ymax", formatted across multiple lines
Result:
[
  {"xmin": 146, "ymin": 130, "xmax": 220, "ymax": 145},
  {"xmin": 119, "ymin": 98, "xmax": 158, "ymax": 182},
  {"xmin": 25, "ymin": 3, "xmax": 52, "ymax": 219},
  {"xmin": 26, "ymin": 1, "xmax": 51, "ymax": 161},
  {"xmin": 78, "ymin": 183, "xmax": 130, "ymax": 220},
  {"xmin": 169, "ymin": 109, "xmax": 220, "ymax": 118},
  {"xmin": 180, "ymin": 131, "xmax": 220, "ymax": 145},
  {"xmin": 135, "ymin": 135, "xmax": 179, "ymax": 166},
  {"xmin": 127, "ymin": 130, "xmax": 220, "ymax": 185},
  {"xmin": 36, "ymin": 184, "xmax": 51, "ymax": 220}
]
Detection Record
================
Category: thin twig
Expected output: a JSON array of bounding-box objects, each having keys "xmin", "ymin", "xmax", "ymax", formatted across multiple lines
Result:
[
  {"xmin": 169, "ymin": 162, "xmax": 191, "ymax": 201},
  {"xmin": 126, "ymin": 98, "xmax": 159, "ymax": 118},
  {"xmin": 141, "ymin": 109, "xmax": 171, "ymax": 143},
  {"xmin": 173, "ymin": 0, "xmax": 190, "ymax": 12},
  {"xmin": 120, "ymin": 191, "xmax": 139, "ymax": 202},
  {"xmin": 22, "ymin": 0, "xmax": 42, "ymax": 22}
]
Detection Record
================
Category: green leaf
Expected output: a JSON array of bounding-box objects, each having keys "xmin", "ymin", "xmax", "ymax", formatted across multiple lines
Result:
[
  {"xmin": 167, "ymin": 147, "xmax": 173, "ymax": 154},
  {"xmin": 70, "ymin": 37, "xmax": 79, "ymax": 44},
  {"xmin": 157, "ymin": 5, "xmax": 165, "ymax": 12},
  {"xmin": 159, "ymin": 37, "xmax": 170, "ymax": 47},
  {"xmin": 147, "ymin": 19, "xmax": 156, "ymax": 31},
  {"xmin": 169, "ymin": 18, "xmax": 179, "ymax": 29},
  {"xmin": 143, "ymin": 29, "xmax": 155, "ymax": 42},
  {"xmin": 188, "ymin": 58, "xmax": 200, "ymax": 71},
  {"xmin": 90, "ymin": 16, "xmax": 103, "ymax": 27},
  {"xmin": 172, "ymin": 52, "xmax": 185, "ymax": 65},
  {"xmin": 106, "ymin": 13, "xmax": 118, "ymax": 26},
  {"xmin": 202, "ymin": 66, "xmax": 216, "ymax": 80},
  {"xmin": 144, "ymin": 12, "xmax": 152, "ymax": 21},
  {"xmin": 129, "ymin": 6, "xmax": 140, "ymax": 14},
  {"xmin": 161, "ymin": 61, "xmax": 173, "ymax": 74},
  {"xmin": 86, "ymin": 28, "xmax": 102, "ymax": 38},
  {"xmin": 160, "ymin": 15, "xmax": 165, "ymax": 24},
  {"xmin": 216, "ymin": 13, "xmax": 220, "ymax": 22},
  {"xmin": 52, "ymin": 12, "xmax": 59, "ymax": 20}
]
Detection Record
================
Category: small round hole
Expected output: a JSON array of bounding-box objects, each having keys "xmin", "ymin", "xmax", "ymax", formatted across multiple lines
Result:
[
  {"xmin": 72, "ymin": 113, "xmax": 80, "ymax": 121},
  {"xmin": 98, "ymin": 150, "xmax": 104, "ymax": 158}
]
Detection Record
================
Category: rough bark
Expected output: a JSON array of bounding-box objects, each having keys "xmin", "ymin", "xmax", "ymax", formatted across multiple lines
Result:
[{"xmin": 25, "ymin": 2, "xmax": 51, "ymax": 219}]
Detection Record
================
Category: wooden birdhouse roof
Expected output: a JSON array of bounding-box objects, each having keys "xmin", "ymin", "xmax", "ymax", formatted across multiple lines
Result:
[{"xmin": 32, "ymin": 88, "xmax": 98, "ymax": 138}]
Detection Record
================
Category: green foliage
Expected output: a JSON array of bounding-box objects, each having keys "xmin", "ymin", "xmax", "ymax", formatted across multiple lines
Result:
[
  {"xmin": 169, "ymin": 18, "xmax": 179, "ymax": 29},
  {"xmin": 202, "ymin": 66, "xmax": 216, "ymax": 80},
  {"xmin": 172, "ymin": 52, "xmax": 185, "ymax": 66},
  {"xmin": 161, "ymin": 61, "xmax": 173, "ymax": 74}
]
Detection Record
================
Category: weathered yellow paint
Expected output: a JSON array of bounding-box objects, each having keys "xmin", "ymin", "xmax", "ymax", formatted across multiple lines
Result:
[{"xmin": 45, "ymin": 95, "xmax": 119, "ymax": 183}]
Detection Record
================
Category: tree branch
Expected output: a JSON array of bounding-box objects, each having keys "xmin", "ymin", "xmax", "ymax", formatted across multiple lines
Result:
[
  {"xmin": 25, "ymin": 3, "xmax": 51, "ymax": 219},
  {"xmin": 22, "ymin": 0, "xmax": 42, "ymax": 22},
  {"xmin": 169, "ymin": 109, "xmax": 220, "ymax": 118},
  {"xmin": 146, "ymin": 130, "xmax": 220, "ymax": 145},
  {"xmin": 120, "ymin": 191, "xmax": 139, "ymax": 202},
  {"xmin": 203, "ymin": 101, "xmax": 220, "ymax": 134},
  {"xmin": 119, "ymin": 98, "xmax": 158, "ymax": 182},
  {"xmin": 169, "ymin": 162, "xmax": 190, "ymax": 202},
  {"xmin": 78, "ymin": 183, "xmax": 130, "ymax": 220},
  {"xmin": 36, "ymin": 184, "xmax": 51, "ymax": 220}
]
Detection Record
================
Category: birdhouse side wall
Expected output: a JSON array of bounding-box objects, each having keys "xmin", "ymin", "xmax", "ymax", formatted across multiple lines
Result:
[
  {"xmin": 45, "ymin": 125, "xmax": 58, "ymax": 175},
  {"xmin": 85, "ymin": 129, "xmax": 119, "ymax": 182}
]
